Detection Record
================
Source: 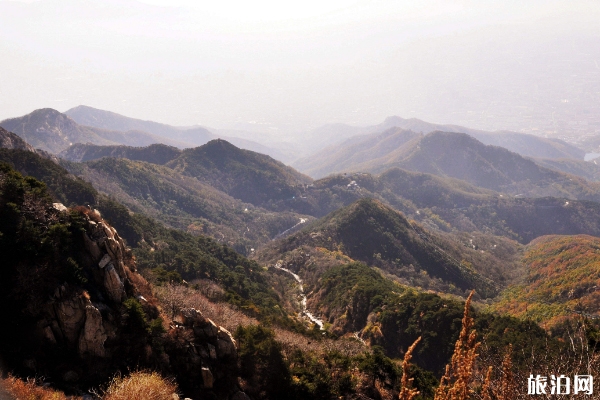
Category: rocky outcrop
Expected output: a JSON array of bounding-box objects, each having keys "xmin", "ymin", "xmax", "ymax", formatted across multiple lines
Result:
[
  {"xmin": 2, "ymin": 204, "xmax": 243, "ymax": 399},
  {"xmin": 78, "ymin": 304, "xmax": 108, "ymax": 358},
  {"xmin": 53, "ymin": 293, "xmax": 87, "ymax": 344},
  {"xmin": 169, "ymin": 308, "xmax": 239, "ymax": 396},
  {"xmin": 37, "ymin": 210, "xmax": 134, "ymax": 360}
]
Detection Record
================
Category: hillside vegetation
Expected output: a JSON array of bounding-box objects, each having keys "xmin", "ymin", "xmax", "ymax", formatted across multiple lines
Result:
[
  {"xmin": 2, "ymin": 123, "xmax": 600, "ymax": 399},
  {"xmin": 62, "ymin": 156, "xmax": 305, "ymax": 253},
  {"xmin": 257, "ymin": 198, "xmax": 523, "ymax": 299},
  {"xmin": 60, "ymin": 143, "xmax": 182, "ymax": 164},
  {"xmin": 166, "ymin": 139, "xmax": 312, "ymax": 206},
  {"xmin": 492, "ymin": 234, "xmax": 600, "ymax": 329}
]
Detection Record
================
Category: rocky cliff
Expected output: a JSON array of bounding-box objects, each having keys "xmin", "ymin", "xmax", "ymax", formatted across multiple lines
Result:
[{"xmin": 0, "ymin": 164, "xmax": 247, "ymax": 399}]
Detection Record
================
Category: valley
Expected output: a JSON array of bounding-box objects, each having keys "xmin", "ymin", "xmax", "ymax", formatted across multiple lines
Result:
[{"xmin": 1, "ymin": 108, "xmax": 600, "ymax": 399}]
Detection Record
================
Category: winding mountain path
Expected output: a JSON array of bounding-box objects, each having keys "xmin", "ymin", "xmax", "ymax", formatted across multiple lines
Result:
[{"xmin": 273, "ymin": 218, "xmax": 308, "ymax": 240}]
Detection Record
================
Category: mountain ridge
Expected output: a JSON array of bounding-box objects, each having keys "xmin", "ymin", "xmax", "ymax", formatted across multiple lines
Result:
[{"xmin": 65, "ymin": 105, "xmax": 288, "ymax": 161}]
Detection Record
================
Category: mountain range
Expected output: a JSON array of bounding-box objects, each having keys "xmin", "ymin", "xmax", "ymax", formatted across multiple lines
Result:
[
  {"xmin": 65, "ymin": 105, "xmax": 287, "ymax": 160},
  {"xmin": 295, "ymin": 115, "xmax": 585, "ymax": 165},
  {"xmin": 2, "ymin": 106, "xmax": 600, "ymax": 398},
  {"xmin": 294, "ymin": 129, "xmax": 600, "ymax": 203},
  {"xmin": 0, "ymin": 107, "xmax": 286, "ymax": 161}
]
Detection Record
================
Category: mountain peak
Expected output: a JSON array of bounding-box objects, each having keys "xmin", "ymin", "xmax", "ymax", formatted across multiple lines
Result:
[
  {"xmin": 0, "ymin": 108, "xmax": 115, "ymax": 153},
  {"xmin": 0, "ymin": 126, "xmax": 37, "ymax": 153}
]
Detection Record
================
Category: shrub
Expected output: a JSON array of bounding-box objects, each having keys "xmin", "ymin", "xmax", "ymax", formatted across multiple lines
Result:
[
  {"xmin": 2, "ymin": 375, "xmax": 76, "ymax": 400},
  {"xmin": 101, "ymin": 371, "xmax": 178, "ymax": 400},
  {"xmin": 122, "ymin": 298, "xmax": 149, "ymax": 333}
]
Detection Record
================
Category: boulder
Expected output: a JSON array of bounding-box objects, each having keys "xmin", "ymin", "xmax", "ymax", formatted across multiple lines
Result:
[
  {"xmin": 98, "ymin": 253, "xmax": 111, "ymax": 269},
  {"xmin": 203, "ymin": 319, "xmax": 219, "ymax": 337},
  {"xmin": 42, "ymin": 326, "xmax": 57, "ymax": 344},
  {"xmin": 52, "ymin": 203, "xmax": 67, "ymax": 212},
  {"xmin": 207, "ymin": 343, "xmax": 217, "ymax": 360},
  {"xmin": 216, "ymin": 327, "xmax": 237, "ymax": 358},
  {"xmin": 176, "ymin": 308, "xmax": 206, "ymax": 327},
  {"xmin": 105, "ymin": 237, "xmax": 122, "ymax": 262}
]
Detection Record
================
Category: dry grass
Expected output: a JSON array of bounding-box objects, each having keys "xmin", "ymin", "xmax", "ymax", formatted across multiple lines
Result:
[
  {"xmin": 434, "ymin": 291, "xmax": 480, "ymax": 400},
  {"xmin": 2, "ymin": 375, "xmax": 79, "ymax": 400},
  {"xmin": 475, "ymin": 321, "xmax": 600, "ymax": 400},
  {"xmin": 101, "ymin": 371, "xmax": 177, "ymax": 400},
  {"xmin": 398, "ymin": 336, "xmax": 421, "ymax": 400},
  {"xmin": 155, "ymin": 283, "xmax": 367, "ymax": 358},
  {"xmin": 3, "ymin": 372, "xmax": 177, "ymax": 400}
]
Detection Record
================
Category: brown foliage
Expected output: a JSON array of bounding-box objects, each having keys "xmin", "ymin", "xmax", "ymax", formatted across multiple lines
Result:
[
  {"xmin": 434, "ymin": 291, "xmax": 480, "ymax": 400},
  {"xmin": 398, "ymin": 336, "xmax": 421, "ymax": 400},
  {"xmin": 100, "ymin": 371, "xmax": 178, "ymax": 400},
  {"xmin": 3, "ymin": 375, "xmax": 80, "ymax": 400},
  {"xmin": 475, "ymin": 320, "xmax": 600, "ymax": 400}
]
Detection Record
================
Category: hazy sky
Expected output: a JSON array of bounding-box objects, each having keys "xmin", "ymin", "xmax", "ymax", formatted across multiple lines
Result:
[{"xmin": 1, "ymin": 0, "xmax": 599, "ymax": 135}]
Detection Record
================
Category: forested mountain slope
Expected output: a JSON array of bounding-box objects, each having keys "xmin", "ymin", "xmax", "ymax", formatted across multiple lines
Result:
[
  {"xmin": 166, "ymin": 139, "xmax": 312, "ymax": 206},
  {"xmin": 492, "ymin": 234, "xmax": 600, "ymax": 329}
]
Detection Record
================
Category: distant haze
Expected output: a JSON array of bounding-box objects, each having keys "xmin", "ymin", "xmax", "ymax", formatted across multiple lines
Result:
[{"xmin": 1, "ymin": 0, "xmax": 599, "ymax": 139}]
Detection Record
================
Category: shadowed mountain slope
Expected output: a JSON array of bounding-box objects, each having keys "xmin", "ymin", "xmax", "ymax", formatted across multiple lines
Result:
[
  {"xmin": 397, "ymin": 132, "xmax": 600, "ymax": 200},
  {"xmin": 0, "ymin": 108, "xmax": 115, "ymax": 153},
  {"xmin": 166, "ymin": 139, "xmax": 312, "ymax": 206},
  {"xmin": 61, "ymin": 156, "xmax": 307, "ymax": 253},
  {"xmin": 532, "ymin": 157, "xmax": 600, "ymax": 182},
  {"xmin": 60, "ymin": 143, "xmax": 182, "ymax": 165},
  {"xmin": 293, "ymin": 127, "xmax": 421, "ymax": 178},
  {"xmin": 310, "ymin": 170, "xmax": 600, "ymax": 243},
  {"xmin": 258, "ymin": 198, "xmax": 509, "ymax": 298},
  {"xmin": 66, "ymin": 105, "xmax": 214, "ymax": 145},
  {"xmin": 295, "ymin": 115, "xmax": 583, "ymax": 169},
  {"xmin": 378, "ymin": 116, "xmax": 585, "ymax": 160}
]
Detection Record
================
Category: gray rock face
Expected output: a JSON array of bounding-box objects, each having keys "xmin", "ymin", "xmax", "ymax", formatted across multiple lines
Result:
[
  {"xmin": 98, "ymin": 254, "xmax": 111, "ymax": 268},
  {"xmin": 207, "ymin": 343, "xmax": 217, "ymax": 360},
  {"xmin": 39, "ymin": 215, "xmax": 136, "ymax": 362},
  {"xmin": 54, "ymin": 295, "xmax": 87, "ymax": 344},
  {"xmin": 103, "ymin": 264, "xmax": 125, "ymax": 303},
  {"xmin": 216, "ymin": 327, "xmax": 237, "ymax": 359},
  {"xmin": 172, "ymin": 308, "xmax": 240, "ymax": 394},
  {"xmin": 52, "ymin": 203, "xmax": 68, "ymax": 212},
  {"xmin": 176, "ymin": 308, "xmax": 206, "ymax": 327},
  {"xmin": 78, "ymin": 304, "xmax": 107, "ymax": 357},
  {"xmin": 83, "ymin": 233, "xmax": 103, "ymax": 261}
]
